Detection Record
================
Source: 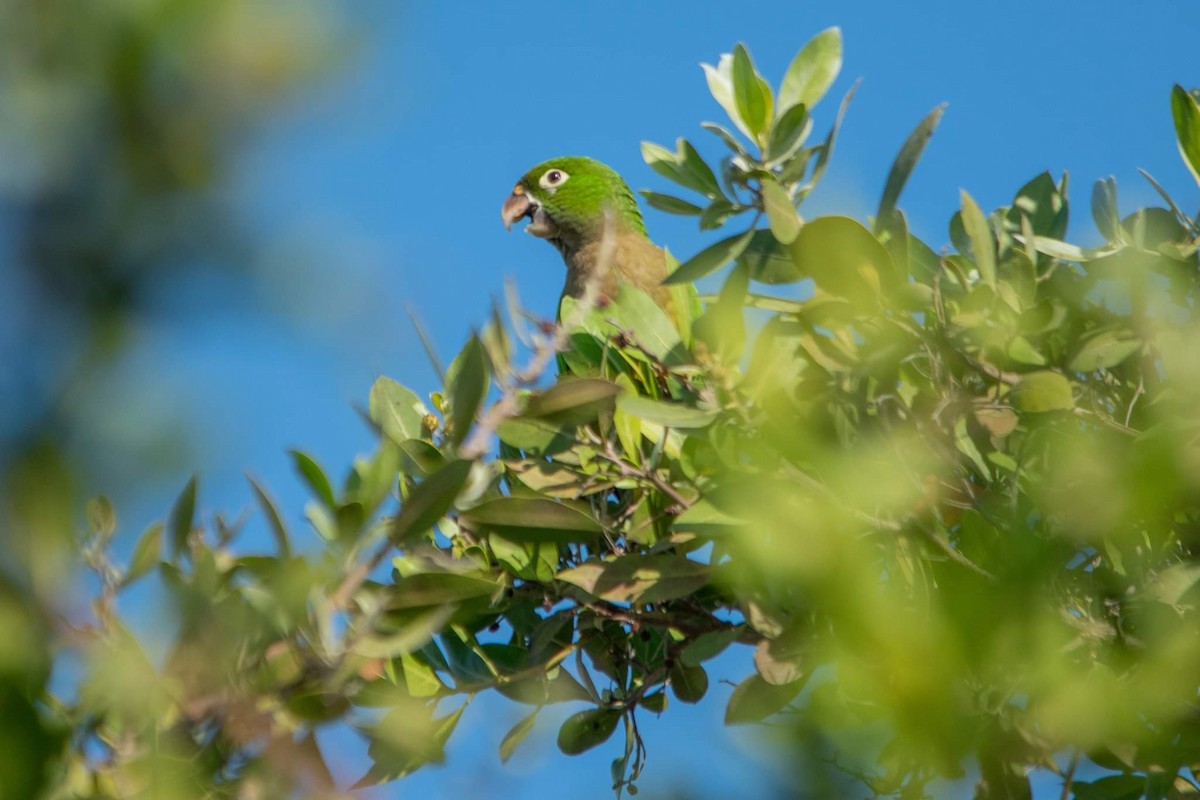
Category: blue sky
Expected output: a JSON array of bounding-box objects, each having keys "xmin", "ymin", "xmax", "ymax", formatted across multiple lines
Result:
[{"xmin": 70, "ymin": 1, "xmax": 1200, "ymax": 796}]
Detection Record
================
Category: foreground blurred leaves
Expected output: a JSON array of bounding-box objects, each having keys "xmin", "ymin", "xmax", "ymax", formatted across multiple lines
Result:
[{"xmin": 12, "ymin": 26, "xmax": 1200, "ymax": 800}]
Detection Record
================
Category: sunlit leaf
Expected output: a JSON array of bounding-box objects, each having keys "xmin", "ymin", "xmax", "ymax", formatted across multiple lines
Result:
[
  {"xmin": 556, "ymin": 555, "xmax": 709, "ymax": 604},
  {"xmin": 730, "ymin": 44, "xmax": 772, "ymax": 143},
  {"xmin": 761, "ymin": 177, "xmax": 801, "ymax": 244},
  {"xmin": 777, "ymin": 27, "xmax": 842, "ymax": 114},
  {"xmin": 369, "ymin": 376, "xmax": 430, "ymax": 444},
  {"xmin": 1171, "ymin": 84, "xmax": 1200, "ymax": 186},
  {"xmin": 524, "ymin": 378, "xmax": 623, "ymax": 427}
]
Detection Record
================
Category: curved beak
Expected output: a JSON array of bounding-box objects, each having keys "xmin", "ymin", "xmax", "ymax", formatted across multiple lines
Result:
[{"xmin": 501, "ymin": 187, "xmax": 533, "ymax": 232}]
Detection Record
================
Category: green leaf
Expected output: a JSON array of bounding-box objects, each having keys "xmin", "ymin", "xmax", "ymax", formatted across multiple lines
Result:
[
  {"xmin": 290, "ymin": 450, "xmax": 336, "ymax": 509},
  {"xmin": 673, "ymin": 500, "xmax": 747, "ymax": 538},
  {"xmin": 462, "ymin": 497, "xmax": 602, "ymax": 543},
  {"xmin": 1011, "ymin": 371, "xmax": 1073, "ymax": 413},
  {"xmin": 445, "ymin": 335, "xmax": 490, "ymax": 447},
  {"xmin": 788, "ymin": 216, "xmax": 895, "ymax": 306},
  {"xmin": 497, "ymin": 417, "xmax": 574, "ymax": 457},
  {"xmin": 247, "ymin": 476, "xmax": 291, "ymax": 556},
  {"xmin": 1091, "ymin": 177, "xmax": 1120, "ymax": 242},
  {"xmin": 777, "ymin": 27, "xmax": 842, "ymax": 114},
  {"xmin": 369, "ymin": 376, "xmax": 430, "ymax": 444},
  {"xmin": 387, "ymin": 572, "xmax": 504, "ymax": 609},
  {"xmin": 499, "ymin": 710, "xmax": 539, "ymax": 764},
  {"xmin": 761, "ymin": 178, "xmax": 801, "ymax": 244},
  {"xmin": 681, "ymin": 628, "xmax": 740, "ymax": 666},
  {"xmin": 765, "ymin": 103, "xmax": 810, "ymax": 163},
  {"xmin": 355, "ymin": 606, "xmax": 456, "ymax": 660},
  {"xmin": 669, "ymin": 662, "xmax": 709, "ymax": 704},
  {"xmin": 556, "ymin": 555, "xmax": 709, "ymax": 604},
  {"xmin": 391, "ymin": 459, "xmax": 473, "ymax": 543},
  {"xmin": 665, "ymin": 229, "xmax": 756, "ymax": 285},
  {"xmin": 570, "ymin": 286, "xmax": 684, "ymax": 360},
  {"xmin": 617, "ymin": 395, "xmax": 719, "ymax": 429},
  {"xmin": 1005, "ymin": 336, "xmax": 1045, "ymax": 366},
  {"xmin": 167, "ymin": 475, "xmax": 197, "ymax": 558},
  {"xmin": 959, "ymin": 190, "xmax": 996, "ymax": 288},
  {"xmin": 641, "ymin": 139, "xmax": 722, "ymax": 198},
  {"xmin": 524, "ymin": 378, "xmax": 623, "ymax": 427},
  {"xmin": 700, "ymin": 122, "xmax": 749, "ymax": 156},
  {"xmin": 1172, "ymin": 84, "xmax": 1200, "ymax": 186},
  {"xmin": 1068, "ymin": 330, "xmax": 1141, "ymax": 372},
  {"xmin": 1006, "ymin": 172, "xmax": 1068, "ymax": 241},
  {"xmin": 724, "ymin": 674, "xmax": 803, "ymax": 725},
  {"xmin": 123, "ymin": 522, "xmax": 162, "ymax": 586},
  {"xmin": 876, "ymin": 104, "xmax": 946, "ymax": 228},
  {"xmin": 798, "ymin": 82, "xmax": 857, "ymax": 202},
  {"xmin": 557, "ymin": 708, "xmax": 621, "ymax": 756},
  {"xmin": 702, "ymin": 55, "xmax": 756, "ymax": 143},
  {"xmin": 640, "ymin": 190, "xmax": 704, "ymax": 216},
  {"xmin": 731, "ymin": 44, "xmax": 772, "ymax": 143}
]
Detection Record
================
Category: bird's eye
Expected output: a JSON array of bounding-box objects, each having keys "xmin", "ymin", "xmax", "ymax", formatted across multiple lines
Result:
[{"xmin": 539, "ymin": 169, "xmax": 569, "ymax": 189}]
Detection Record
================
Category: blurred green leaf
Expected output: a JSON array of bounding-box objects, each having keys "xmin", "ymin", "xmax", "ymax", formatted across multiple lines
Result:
[
  {"xmin": 1068, "ymin": 330, "xmax": 1141, "ymax": 372},
  {"xmin": 761, "ymin": 177, "xmax": 801, "ymax": 244},
  {"xmin": 1091, "ymin": 177, "xmax": 1121, "ymax": 242},
  {"xmin": 1171, "ymin": 84, "xmax": 1200, "ymax": 186},
  {"xmin": 290, "ymin": 450, "xmax": 336, "ymax": 509},
  {"xmin": 392, "ymin": 459, "xmax": 473, "ymax": 543},
  {"xmin": 959, "ymin": 189, "xmax": 996, "ymax": 288},
  {"xmin": 557, "ymin": 708, "xmax": 621, "ymax": 756},
  {"xmin": 247, "ymin": 476, "xmax": 291, "ymax": 556},
  {"xmin": 777, "ymin": 27, "xmax": 842, "ymax": 115},
  {"xmin": 640, "ymin": 190, "xmax": 704, "ymax": 216},
  {"xmin": 463, "ymin": 497, "xmax": 602, "ymax": 542},
  {"xmin": 789, "ymin": 216, "xmax": 894, "ymax": 305},
  {"xmin": 681, "ymin": 628, "xmax": 740, "ymax": 666},
  {"xmin": 524, "ymin": 378, "xmax": 623, "ymax": 427},
  {"xmin": 617, "ymin": 396, "xmax": 719, "ymax": 429},
  {"xmin": 670, "ymin": 662, "xmax": 709, "ymax": 704},
  {"xmin": 124, "ymin": 522, "xmax": 162, "ymax": 586},
  {"xmin": 1011, "ymin": 371, "xmax": 1073, "ymax": 412},
  {"xmin": 724, "ymin": 674, "xmax": 803, "ymax": 725},
  {"xmin": 500, "ymin": 710, "xmax": 539, "ymax": 764},
  {"xmin": 370, "ymin": 377, "xmax": 430, "ymax": 444},
  {"xmin": 446, "ymin": 335, "xmax": 490, "ymax": 447},
  {"xmin": 665, "ymin": 229, "xmax": 756, "ymax": 285},
  {"xmin": 876, "ymin": 104, "xmax": 946, "ymax": 229},
  {"xmin": 167, "ymin": 475, "xmax": 197, "ymax": 558}
]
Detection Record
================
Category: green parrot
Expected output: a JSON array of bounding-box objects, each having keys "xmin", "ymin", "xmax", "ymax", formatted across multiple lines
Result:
[{"xmin": 501, "ymin": 157, "xmax": 673, "ymax": 313}]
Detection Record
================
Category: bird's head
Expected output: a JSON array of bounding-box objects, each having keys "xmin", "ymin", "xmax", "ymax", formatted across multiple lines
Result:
[{"xmin": 501, "ymin": 157, "xmax": 647, "ymax": 248}]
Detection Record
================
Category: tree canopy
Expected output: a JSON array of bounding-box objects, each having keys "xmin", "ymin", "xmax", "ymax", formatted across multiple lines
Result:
[{"xmin": 8, "ymin": 25, "xmax": 1200, "ymax": 800}]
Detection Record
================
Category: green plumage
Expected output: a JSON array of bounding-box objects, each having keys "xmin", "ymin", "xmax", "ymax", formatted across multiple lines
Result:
[{"xmin": 502, "ymin": 157, "xmax": 672, "ymax": 312}]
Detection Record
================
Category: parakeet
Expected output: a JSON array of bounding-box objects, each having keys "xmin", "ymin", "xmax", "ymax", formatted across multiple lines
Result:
[{"xmin": 501, "ymin": 157, "xmax": 673, "ymax": 312}]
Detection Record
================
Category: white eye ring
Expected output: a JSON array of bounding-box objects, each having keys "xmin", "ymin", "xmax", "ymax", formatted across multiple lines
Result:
[{"xmin": 539, "ymin": 169, "xmax": 569, "ymax": 190}]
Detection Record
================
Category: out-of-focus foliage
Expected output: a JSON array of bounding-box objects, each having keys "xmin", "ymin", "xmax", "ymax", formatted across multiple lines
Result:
[
  {"xmin": 18, "ymin": 27, "xmax": 1200, "ymax": 800},
  {"xmin": 0, "ymin": 2, "xmax": 344, "ymax": 797}
]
